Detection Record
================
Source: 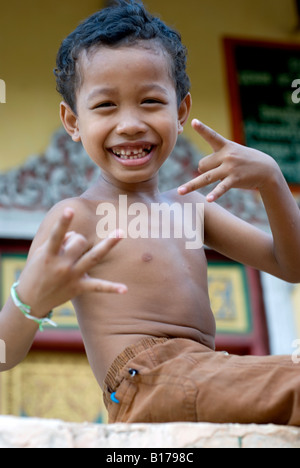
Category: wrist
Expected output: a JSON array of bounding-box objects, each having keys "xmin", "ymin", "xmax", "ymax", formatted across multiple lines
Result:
[
  {"xmin": 11, "ymin": 282, "xmax": 57, "ymax": 332},
  {"xmin": 258, "ymin": 163, "xmax": 292, "ymax": 212},
  {"xmin": 15, "ymin": 281, "xmax": 50, "ymax": 319},
  {"xmin": 258, "ymin": 159, "xmax": 283, "ymax": 193}
]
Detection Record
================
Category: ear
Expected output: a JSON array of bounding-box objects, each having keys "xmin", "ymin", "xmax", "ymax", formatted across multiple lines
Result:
[
  {"xmin": 177, "ymin": 93, "xmax": 192, "ymax": 135},
  {"xmin": 60, "ymin": 101, "xmax": 81, "ymax": 142}
]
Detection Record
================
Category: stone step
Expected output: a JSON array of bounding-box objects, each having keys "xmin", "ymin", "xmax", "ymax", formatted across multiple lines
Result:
[{"xmin": 0, "ymin": 416, "xmax": 300, "ymax": 448}]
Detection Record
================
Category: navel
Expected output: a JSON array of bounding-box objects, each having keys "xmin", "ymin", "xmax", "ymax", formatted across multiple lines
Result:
[{"xmin": 142, "ymin": 252, "xmax": 153, "ymax": 263}]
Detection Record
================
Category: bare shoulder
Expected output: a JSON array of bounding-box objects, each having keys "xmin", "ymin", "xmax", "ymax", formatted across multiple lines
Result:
[
  {"xmin": 28, "ymin": 196, "xmax": 95, "ymax": 258},
  {"xmin": 42, "ymin": 197, "xmax": 93, "ymax": 235},
  {"xmin": 162, "ymin": 188, "xmax": 207, "ymax": 205}
]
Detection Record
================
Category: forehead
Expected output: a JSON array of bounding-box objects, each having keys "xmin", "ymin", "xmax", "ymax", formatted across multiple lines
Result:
[{"xmin": 77, "ymin": 42, "xmax": 175, "ymax": 95}]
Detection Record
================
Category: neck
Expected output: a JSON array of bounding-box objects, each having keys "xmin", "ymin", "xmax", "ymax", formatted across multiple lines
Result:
[{"xmin": 97, "ymin": 172, "xmax": 161, "ymax": 202}]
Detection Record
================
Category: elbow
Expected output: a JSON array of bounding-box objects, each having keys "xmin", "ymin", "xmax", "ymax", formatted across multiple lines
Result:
[
  {"xmin": 0, "ymin": 364, "xmax": 11, "ymax": 373},
  {"xmin": 286, "ymin": 276, "xmax": 300, "ymax": 285},
  {"xmin": 267, "ymin": 260, "xmax": 300, "ymax": 283},
  {"xmin": 278, "ymin": 269, "xmax": 300, "ymax": 284},
  {"xmin": 0, "ymin": 344, "xmax": 24, "ymax": 373},
  {"xmin": 0, "ymin": 360, "xmax": 21, "ymax": 373},
  {"xmin": 270, "ymin": 256, "xmax": 300, "ymax": 283}
]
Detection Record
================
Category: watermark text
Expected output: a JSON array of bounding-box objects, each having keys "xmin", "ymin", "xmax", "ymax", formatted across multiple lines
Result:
[
  {"xmin": 96, "ymin": 195, "xmax": 204, "ymax": 250},
  {"xmin": 291, "ymin": 79, "xmax": 300, "ymax": 104},
  {"xmin": 0, "ymin": 339, "xmax": 6, "ymax": 364},
  {"xmin": 0, "ymin": 79, "xmax": 6, "ymax": 103},
  {"xmin": 292, "ymin": 339, "xmax": 300, "ymax": 364}
]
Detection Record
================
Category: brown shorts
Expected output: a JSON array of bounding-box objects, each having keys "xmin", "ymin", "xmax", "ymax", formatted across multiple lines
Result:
[{"xmin": 103, "ymin": 337, "xmax": 300, "ymax": 425}]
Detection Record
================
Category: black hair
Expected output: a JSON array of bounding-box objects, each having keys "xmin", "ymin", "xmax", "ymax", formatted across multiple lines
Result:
[{"xmin": 54, "ymin": 0, "xmax": 190, "ymax": 113}]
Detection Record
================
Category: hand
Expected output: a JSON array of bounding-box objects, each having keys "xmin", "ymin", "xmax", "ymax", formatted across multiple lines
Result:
[
  {"xmin": 178, "ymin": 119, "xmax": 279, "ymax": 202},
  {"xmin": 17, "ymin": 208, "xmax": 128, "ymax": 317}
]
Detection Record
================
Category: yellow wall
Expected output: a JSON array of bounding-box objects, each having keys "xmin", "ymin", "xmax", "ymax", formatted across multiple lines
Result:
[
  {"xmin": 0, "ymin": 0, "xmax": 300, "ymax": 171},
  {"xmin": 0, "ymin": 0, "xmax": 102, "ymax": 171}
]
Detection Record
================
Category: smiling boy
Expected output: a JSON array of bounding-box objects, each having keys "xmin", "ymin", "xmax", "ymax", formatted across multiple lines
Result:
[{"xmin": 1, "ymin": 0, "xmax": 300, "ymax": 425}]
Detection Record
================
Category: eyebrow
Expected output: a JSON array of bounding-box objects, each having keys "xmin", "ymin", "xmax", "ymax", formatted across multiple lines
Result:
[
  {"xmin": 87, "ymin": 84, "xmax": 169, "ymax": 102},
  {"xmin": 139, "ymin": 84, "xmax": 169, "ymax": 96},
  {"xmin": 87, "ymin": 87, "xmax": 118, "ymax": 102}
]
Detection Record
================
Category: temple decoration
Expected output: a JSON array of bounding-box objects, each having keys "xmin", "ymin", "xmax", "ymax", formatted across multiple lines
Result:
[{"xmin": 0, "ymin": 127, "xmax": 270, "ymax": 239}]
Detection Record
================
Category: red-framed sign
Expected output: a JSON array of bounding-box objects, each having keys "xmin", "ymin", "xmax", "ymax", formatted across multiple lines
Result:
[{"xmin": 224, "ymin": 37, "xmax": 300, "ymax": 188}]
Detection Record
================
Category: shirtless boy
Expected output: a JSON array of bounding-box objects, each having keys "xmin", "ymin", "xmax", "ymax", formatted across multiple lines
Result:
[{"xmin": 1, "ymin": 0, "xmax": 300, "ymax": 425}]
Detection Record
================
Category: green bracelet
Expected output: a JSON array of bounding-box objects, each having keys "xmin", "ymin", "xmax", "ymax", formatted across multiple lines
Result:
[{"xmin": 11, "ymin": 281, "xmax": 57, "ymax": 332}]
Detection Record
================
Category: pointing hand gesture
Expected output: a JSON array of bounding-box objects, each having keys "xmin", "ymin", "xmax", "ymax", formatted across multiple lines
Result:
[{"xmin": 178, "ymin": 120, "xmax": 278, "ymax": 202}]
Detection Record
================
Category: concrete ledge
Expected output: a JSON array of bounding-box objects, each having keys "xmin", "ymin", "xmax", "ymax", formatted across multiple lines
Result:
[{"xmin": 0, "ymin": 416, "xmax": 300, "ymax": 448}]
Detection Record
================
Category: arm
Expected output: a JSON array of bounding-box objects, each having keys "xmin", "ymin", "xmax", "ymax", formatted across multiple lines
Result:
[
  {"xmin": 0, "ymin": 207, "xmax": 127, "ymax": 371},
  {"xmin": 178, "ymin": 120, "xmax": 300, "ymax": 283}
]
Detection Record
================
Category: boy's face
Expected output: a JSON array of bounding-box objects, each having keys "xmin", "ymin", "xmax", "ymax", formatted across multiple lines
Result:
[{"xmin": 61, "ymin": 42, "xmax": 191, "ymax": 189}]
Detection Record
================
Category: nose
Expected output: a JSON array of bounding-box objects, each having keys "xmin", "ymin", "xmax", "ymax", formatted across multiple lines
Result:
[{"xmin": 116, "ymin": 108, "xmax": 147, "ymax": 136}]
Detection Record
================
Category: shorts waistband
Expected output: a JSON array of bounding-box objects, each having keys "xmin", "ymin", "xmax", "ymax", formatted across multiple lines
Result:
[{"xmin": 104, "ymin": 337, "xmax": 170, "ymax": 392}]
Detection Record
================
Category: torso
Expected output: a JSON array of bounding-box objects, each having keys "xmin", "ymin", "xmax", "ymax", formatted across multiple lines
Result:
[{"xmin": 71, "ymin": 187, "xmax": 216, "ymax": 387}]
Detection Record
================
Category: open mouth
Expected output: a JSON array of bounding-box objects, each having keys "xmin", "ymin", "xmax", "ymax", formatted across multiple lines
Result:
[{"xmin": 110, "ymin": 145, "xmax": 154, "ymax": 160}]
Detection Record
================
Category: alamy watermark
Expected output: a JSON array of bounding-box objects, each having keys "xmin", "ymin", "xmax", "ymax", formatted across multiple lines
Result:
[
  {"xmin": 291, "ymin": 79, "xmax": 300, "ymax": 104},
  {"xmin": 0, "ymin": 339, "xmax": 6, "ymax": 364},
  {"xmin": 0, "ymin": 79, "xmax": 6, "ymax": 103},
  {"xmin": 96, "ymin": 195, "xmax": 204, "ymax": 250},
  {"xmin": 292, "ymin": 339, "xmax": 300, "ymax": 364}
]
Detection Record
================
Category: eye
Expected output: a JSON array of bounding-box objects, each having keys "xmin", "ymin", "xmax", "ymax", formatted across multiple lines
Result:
[
  {"xmin": 94, "ymin": 102, "xmax": 116, "ymax": 109},
  {"xmin": 142, "ymin": 99, "xmax": 165, "ymax": 105}
]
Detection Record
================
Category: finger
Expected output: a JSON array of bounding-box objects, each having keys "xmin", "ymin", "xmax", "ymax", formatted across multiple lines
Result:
[
  {"xmin": 79, "ymin": 276, "xmax": 128, "ymax": 295},
  {"xmin": 63, "ymin": 231, "xmax": 76, "ymax": 245},
  {"xmin": 178, "ymin": 167, "xmax": 225, "ymax": 195},
  {"xmin": 47, "ymin": 208, "xmax": 75, "ymax": 255},
  {"xmin": 197, "ymin": 152, "xmax": 222, "ymax": 174},
  {"xmin": 192, "ymin": 119, "xmax": 227, "ymax": 152},
  {"xmin": 63, "ymin": 232, "xmax": 89, "ymax": 260},
  {"xmin": 206, "ymin": 177, "xmax": 234, "ymax": 202},
  {"xmin": 74, "ymin": 230, "xmax": 124, "ymax": 276}
]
